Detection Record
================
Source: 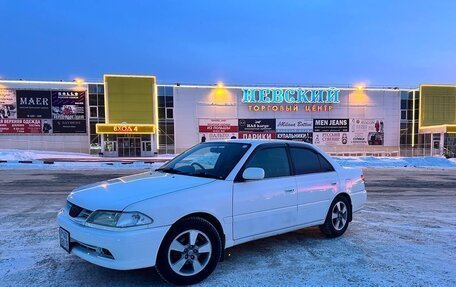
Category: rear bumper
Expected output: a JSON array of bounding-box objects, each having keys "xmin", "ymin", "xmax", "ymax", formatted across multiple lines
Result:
[
  {"xmin": 57, "ymin": 211, "xmax": 170, "ymax": 270},
  {"xmin": 351, "ymin": 190, "xmax": 367, "ymax": 213}
]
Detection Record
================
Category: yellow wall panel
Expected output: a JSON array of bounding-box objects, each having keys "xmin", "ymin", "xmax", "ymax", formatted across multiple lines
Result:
[
  {"xmin": 420, "ymin": 85, "xmax": 456, "ymax": 127},
  {"xmin": 104, "ymin": 75, "xmax": 156, "ymax": 124}
]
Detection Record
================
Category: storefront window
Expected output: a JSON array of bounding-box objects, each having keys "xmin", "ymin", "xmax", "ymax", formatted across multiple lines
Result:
[
  {"xmin": 97, "ymin": 94, "xmax": 104, "ymax": 105},
  {"xmin": 166, "ymin": 108, "xmax": 173, "ymax": 119},
  {"xmin": 89, "ymin": 84, "xmax": 97, "ymax": 94},
  {"xmin": 158, "ymin": 86, "xmax": 165, "ymax": 96},
  {"xmin": 166, "ymin": 96, "xmax": 174, "ymax": 107},
  {"xmin": 143, "ymin": 141, "xmax": 152, "ymax": 152},
  {"xmin": 158, "ymin": 96, "xmax": 165, "ymax": 108},
  {"xmin": 105, "ymin": 141, "xmax": 117, "ymax": 152},
  {"xmin": 89, "ymin": 94, "xmax": 98, "ymax": 105},
  {"xmin": 97, "ymin": 85, "xmax": 104, "ymax": 94},
  {"xmin": 401, "ymin": 111, "xmax": 406, "ymax": 120},
  {"xmin": 158, "ymin": 108, "xmax": 165, "ymax": 119},
  {"xmin": 164, "ymin": 87, "xmax": 173, "ymax": 96},
  {"xmin": 90, "ymin": 107, "xmax": 98, "ymax": 118},
  {"xmin": 98, "ymin": 107, "xmax": 105, "ymax": 118}
]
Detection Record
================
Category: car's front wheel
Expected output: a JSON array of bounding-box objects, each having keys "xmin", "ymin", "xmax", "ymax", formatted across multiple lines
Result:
[
  {"xmin": 156, "ymin": 217, "xmax": 222, "ymax": 285},
  {"xmin": 319, "ymin": 196, "xmax": 351, "ymax": 238}
]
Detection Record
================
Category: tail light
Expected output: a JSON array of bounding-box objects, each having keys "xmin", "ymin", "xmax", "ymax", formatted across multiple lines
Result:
[{"xmin": 361, "ymin": 174, "xmax": 365, "ymax": 182}]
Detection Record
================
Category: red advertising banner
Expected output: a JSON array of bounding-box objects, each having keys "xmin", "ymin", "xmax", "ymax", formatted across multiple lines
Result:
[
  {"xmin": 0, "ymin": 119, "xmax": 42, "ymax": 133},
  {"xmin": 198, "ymin": 119, "xmax": 238, "ymax": 133}
]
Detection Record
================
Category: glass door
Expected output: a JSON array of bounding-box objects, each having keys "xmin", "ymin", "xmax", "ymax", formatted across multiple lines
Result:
[
  {"xmin": 118, "ymin": 137, "xmax": 128, "ymax": 157},
  {"xmin": 118, "ymin": 137, "xmax": 141, "ymax": 157},
  {"xmin": 141, "ymin": 141, "xmax": 152, "ymax": 157}
]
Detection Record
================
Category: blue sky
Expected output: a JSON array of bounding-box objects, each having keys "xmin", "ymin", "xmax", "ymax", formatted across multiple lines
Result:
[{"xmin": 1, "ymin": 0, "xmax": 455, "ymax": 87}]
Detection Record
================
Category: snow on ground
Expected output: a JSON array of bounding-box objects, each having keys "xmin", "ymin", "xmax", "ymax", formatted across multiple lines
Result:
[
  {"xmin": 335, "ymin": 156, "xmax": 456, "ymax": 168},
  {"xmin": 0, "ymin": 161, "xmax": 164, "ymax": 170},
  {"xmin": 0, "ymin": 168, "xmax": 455, "ymax": 286},
  {"xmin": 0, "ymin": 149, "xmax": 94, "ymax": 161}
]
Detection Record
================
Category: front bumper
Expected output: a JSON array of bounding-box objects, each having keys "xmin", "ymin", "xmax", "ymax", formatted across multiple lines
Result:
[{"xmin": 57, "ymin": 211, "xmax": 170, "ymax": 270}]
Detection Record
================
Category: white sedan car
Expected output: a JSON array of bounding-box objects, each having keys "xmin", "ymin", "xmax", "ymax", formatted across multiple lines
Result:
[{"xmin": 58, "ymin": 140, "xmax": 366, "ymax": 285}]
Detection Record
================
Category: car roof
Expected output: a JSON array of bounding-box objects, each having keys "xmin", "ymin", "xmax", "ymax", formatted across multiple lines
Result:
[{"xmin": 205, "ymin": 139, "xmax": 314, "ymax": 148}]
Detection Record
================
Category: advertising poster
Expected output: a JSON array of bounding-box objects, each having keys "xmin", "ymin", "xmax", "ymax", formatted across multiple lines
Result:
[
  {"xmin": 350, "ymin": 119, "xmax": 384, "ymax": 145},
  {"xmin": 51, "ymin": 91, "xmax": 86, "ymax": 120},
  {"xmin": 0, "ymin": 89, "xmax": 17, "ymax": 119},
  {"xmin": 199, "ymin": 119, "xmax": 238, "ymax": 133},
  {"xmin": 239, "ymin": 132, "xmax": 276, "ymax": 140},
  {"xmin": 238, "ymin": 118, "xmax": 276, "ymax": 139},
  {"xmin": 52, "ymin": 120, "xmax": 87, "ymax": 133},
  {"xmin": 313, "ymin": 132, "xmax": 349, "ymax": 146},
  {"xmin": 313, "ymin": 119, "xmax": 349, "ymax": 132},
  {"xmin": 200, "ymin": 133, "xmax": 238, "ymax": 142},
  {"xmin": 276, "ymin": 119, "xmax": 313, "ymax": 133},
  {"xmin": 199, "ymin": 119, "xmax": 238, "ymax": 142},
  {"xmin": 238, "ymin": 119, "xmax": 275, "ymax": 132},
  {"xmin": 41, "ymin": 119, "xmax": 53, "ymax": 134},
  {"xmin": 276, "ymin": 132, "xmax": 313, "ymax": 143},
  {"xmin": 16, "ymin": 90, "xmax": 52, "ymax": 119},
  {"xmin": 0, "ymin": 119, "xmax": 42, "ymax": 133}
]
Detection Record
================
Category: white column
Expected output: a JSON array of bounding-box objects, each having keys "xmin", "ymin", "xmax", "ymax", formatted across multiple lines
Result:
[{"xmin": 440, "ymin": 132, "xmax": 445, "ymax": 156}]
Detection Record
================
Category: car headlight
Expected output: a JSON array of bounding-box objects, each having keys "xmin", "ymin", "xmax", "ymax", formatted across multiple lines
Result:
[{"xmin": 86, "ymin": 211, "xmax": 153, "ymax": 228}]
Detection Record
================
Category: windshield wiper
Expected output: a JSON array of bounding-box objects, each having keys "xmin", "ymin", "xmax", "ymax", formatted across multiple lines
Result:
[
  {"xmin": 155, "ymin": 168, "xmax": 221, "ymax": 179},
  {"xmin": 155, "ymin": 167, "xmax": 185, "ymax": 174},
  {"xmin": 191, "ymin": 172, "xmax": 222, "ymax": 180}
]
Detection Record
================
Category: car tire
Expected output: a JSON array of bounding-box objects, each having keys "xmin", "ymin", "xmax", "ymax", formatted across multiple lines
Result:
[
  {"xmin": 156, "ymin": 217, "xmax": 222, "ymax": 286},
  {"xmin": 319, "ymin": 196, "xmax": 351, "ymax": 238}
]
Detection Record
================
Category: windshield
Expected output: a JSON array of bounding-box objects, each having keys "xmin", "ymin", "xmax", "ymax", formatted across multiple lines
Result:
[{"xmin": 156, "ymin": 142, "xmax": 251, "ymax": 180}]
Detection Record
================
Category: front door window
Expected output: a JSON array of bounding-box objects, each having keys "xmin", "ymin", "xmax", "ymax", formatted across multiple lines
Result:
[{"xmin": 233, "ymin": 145, "xmax": 296, "ymax": 239}]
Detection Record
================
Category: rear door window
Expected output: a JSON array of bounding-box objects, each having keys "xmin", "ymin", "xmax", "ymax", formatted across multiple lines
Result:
[{"xmin": 290, "ymin": 148, "xmax": 334, "ymax": 175}]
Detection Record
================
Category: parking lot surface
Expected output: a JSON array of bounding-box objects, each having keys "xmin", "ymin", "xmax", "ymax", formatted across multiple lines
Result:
[{"xmin": 0, "ymin": 168, "xmax": 455, "ymax": 286}]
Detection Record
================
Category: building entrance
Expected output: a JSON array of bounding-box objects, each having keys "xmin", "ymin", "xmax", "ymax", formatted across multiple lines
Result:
[{"xmin": 118, "ymin": 137, "xmax": 141, "ymax": 157}]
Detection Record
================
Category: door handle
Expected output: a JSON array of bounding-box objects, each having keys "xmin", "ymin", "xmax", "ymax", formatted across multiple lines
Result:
[
  {"xmin": 284, "ymin": 188, "xmax": 295, "ymax": 193},
  {"xmin": 331, "ymin": 182, "xmax": 337, "ymax": 186}
]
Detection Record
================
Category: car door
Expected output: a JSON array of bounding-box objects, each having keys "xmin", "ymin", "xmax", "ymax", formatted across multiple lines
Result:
[
  {"xmin": 289, "ymin": 146, "xmax": 339, "ymax": 225},
  {"xmin": 233, "ymin": 144, "xmax": 298, "ymax": 240}
]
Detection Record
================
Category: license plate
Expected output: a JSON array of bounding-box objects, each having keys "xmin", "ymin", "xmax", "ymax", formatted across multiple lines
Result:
[{"xmin": 59, "ymin": 227, "xmax": 70, "ymax": 253}]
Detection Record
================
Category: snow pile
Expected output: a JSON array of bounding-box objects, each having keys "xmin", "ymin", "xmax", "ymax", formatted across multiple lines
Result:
[
  {"xmin": 0, "ymin": 161, "xmax": 163, "ymax": 170},
  {"xmin": 0, "ymin": 149, "xmax": 92, "ymax": 161},
  {"xmin": 335, "ymin": 156, "xmax": 456, "ymax": 168}
]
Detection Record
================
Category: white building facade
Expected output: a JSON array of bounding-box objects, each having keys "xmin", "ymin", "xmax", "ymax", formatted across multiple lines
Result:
[
  {"xmin": 1, "ymin": 76, "xmax": 455, "ymax": 157},
  {"xmin": 173, "ymin": 85, "xmax": 401, "ymax": 156}
]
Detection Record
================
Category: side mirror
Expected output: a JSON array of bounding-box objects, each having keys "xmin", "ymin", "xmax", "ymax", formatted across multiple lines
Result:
[{"xmin": 242, "ymin": 167, "xmax": 265, "ymax": 180}]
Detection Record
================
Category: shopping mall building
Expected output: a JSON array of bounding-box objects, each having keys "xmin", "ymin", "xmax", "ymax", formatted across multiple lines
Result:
[{"xmin": 0, "ymin": 75, "xmax": 455, "ymax": 157}]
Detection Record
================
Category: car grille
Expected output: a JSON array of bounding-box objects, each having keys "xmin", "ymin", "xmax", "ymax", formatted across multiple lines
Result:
[{"xmin": 67, "ymin": 201, "xmax": 92, "ymax": 220}]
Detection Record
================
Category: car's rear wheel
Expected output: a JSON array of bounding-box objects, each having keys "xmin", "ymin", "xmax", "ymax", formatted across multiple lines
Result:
[
  {"xmin": 319, "ymin": 196, "xmax": 350, "ymax": 238},
  {"xmin": 156, "ymin": 217, "xmax": 222, "ymax": 285}
]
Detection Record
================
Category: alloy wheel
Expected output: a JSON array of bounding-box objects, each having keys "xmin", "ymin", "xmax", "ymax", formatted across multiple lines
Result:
[
  {"xmin": 168, "ymin": 229, "xmax": 212, "ymax": 276},
  {"xmin": 331, "ymin": 201, "xmax": 348, "ymax": 231}
]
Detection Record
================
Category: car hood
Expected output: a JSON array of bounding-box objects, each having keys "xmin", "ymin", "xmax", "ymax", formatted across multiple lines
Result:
[{"xmin": 67, "ymin": 171, "xmax": 216, "ymax": 211}]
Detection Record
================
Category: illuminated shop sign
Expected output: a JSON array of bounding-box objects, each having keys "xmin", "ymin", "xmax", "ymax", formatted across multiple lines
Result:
[
  {"xmin": 96, "ymin": 124, "xmax": 156, "ymax": 134},
  {"xmin": 241, "ymin": 88, "xmax": 340, "ymax": 112},
  {"xmin": 241, "ymin": 88, "xmax": 340, "ymax": 104}
]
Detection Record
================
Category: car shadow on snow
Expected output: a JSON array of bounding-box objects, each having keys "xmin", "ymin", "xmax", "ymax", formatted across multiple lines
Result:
[{"xmin": 64, "ymin": 227, "xmax": 329, "ymax": 286}]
